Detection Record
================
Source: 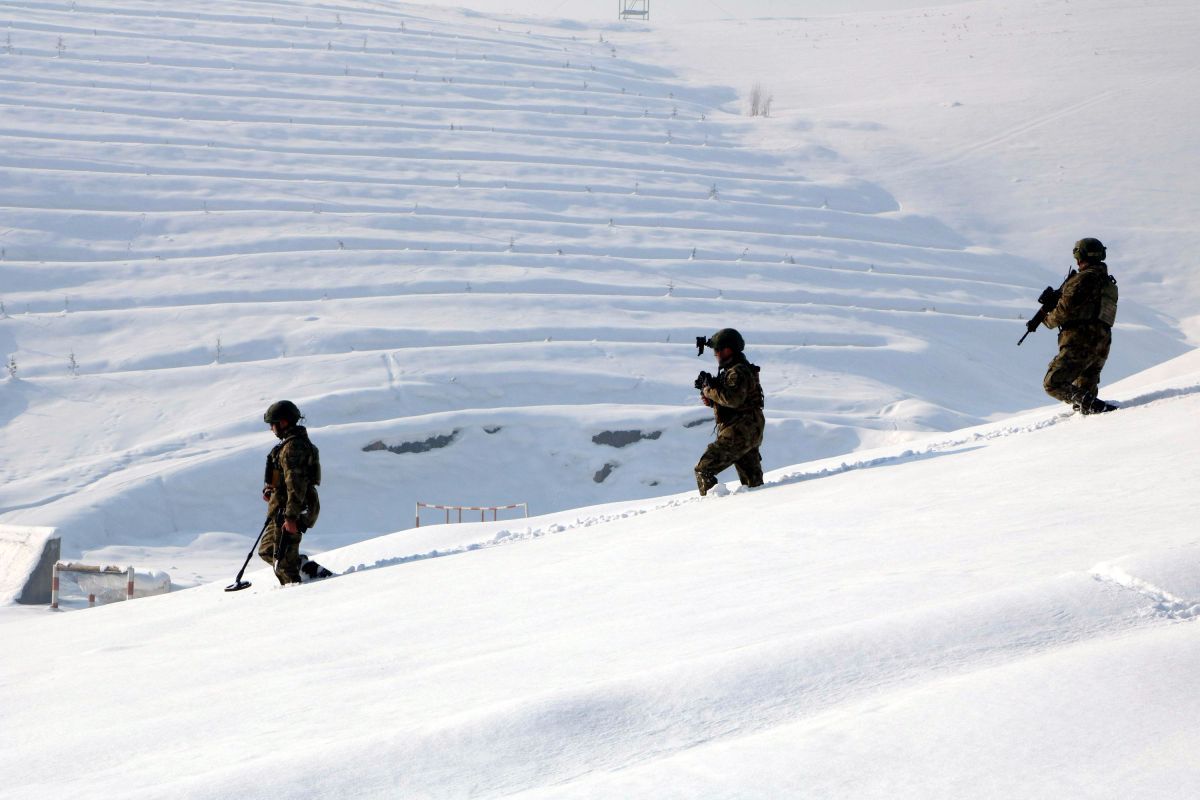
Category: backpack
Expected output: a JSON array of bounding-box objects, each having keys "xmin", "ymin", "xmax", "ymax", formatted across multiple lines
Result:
[{"xmin": 1098, "ymin": 274, "xmax": 1118, "ymax": 327}]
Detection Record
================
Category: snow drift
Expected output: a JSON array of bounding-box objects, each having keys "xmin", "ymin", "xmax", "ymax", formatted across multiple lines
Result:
[{"xmin": 2, "ymin": 350, "xmax": 1198, "ymax": 798}]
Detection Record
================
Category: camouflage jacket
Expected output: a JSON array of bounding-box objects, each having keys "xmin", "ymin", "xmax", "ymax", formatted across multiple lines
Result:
[
  {"xmin": 1044, "ymin": 262, "xmax": 1117, "ymax": 331},
  {"xmin": 265, "ymin": 426, "xmax": 321, "ymax": 525},
  {"xmin": 702, "ymin": 355, "xmax": 765, "ymax": 429}
]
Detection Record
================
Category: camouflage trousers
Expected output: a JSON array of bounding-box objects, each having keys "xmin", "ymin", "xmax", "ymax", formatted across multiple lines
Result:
[
  {"xmin": 258, "ymin": 519, "xmax": 302, "ymax": 585},
  {"xmin": 1043, "ymin": 323, "xmax": 1112, "ymax": 405},
  {"xmin": 695, "ymin": 418, "xmax": 765, "ymax": 495}
]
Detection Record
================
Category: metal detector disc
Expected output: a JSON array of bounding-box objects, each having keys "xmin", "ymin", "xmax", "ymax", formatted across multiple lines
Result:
[{"xmin": 225, "ymin": 580, "xmax": 252, "ymax": 592}]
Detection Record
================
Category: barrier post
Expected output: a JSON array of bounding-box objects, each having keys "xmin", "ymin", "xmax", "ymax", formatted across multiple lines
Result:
[
  {"xmin": 415, "ymin": 501, "xmax": 528, "ymax": 529},
  {"xmin": 48, "ymin": 562, "xmax": 156, "ymax": 610},
  {"xmin": 50, "ymin": 562, "xmax": 61, "ymax": 610}
]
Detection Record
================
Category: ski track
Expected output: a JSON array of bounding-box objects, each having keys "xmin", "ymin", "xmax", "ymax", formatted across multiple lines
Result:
[{"xmin": 886, "ymin": 89, "xmax": 1119, "ymax": 177}]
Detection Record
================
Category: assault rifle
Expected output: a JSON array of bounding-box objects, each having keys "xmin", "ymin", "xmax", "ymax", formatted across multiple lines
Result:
[{"xmin": 1017, "ymin": 269, "xmax": 1074, "ymax": 346}]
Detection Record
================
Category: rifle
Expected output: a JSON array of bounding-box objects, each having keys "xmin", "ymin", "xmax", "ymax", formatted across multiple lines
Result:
[{"xmin": 1017, "ymin": 269, "xmax": 1074, "ymax": 346}]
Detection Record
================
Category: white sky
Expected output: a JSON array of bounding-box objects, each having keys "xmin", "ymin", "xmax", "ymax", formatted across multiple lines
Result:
[{"xmin": 412, "ymin": 0, "xmax": 967, "ymax": 22}]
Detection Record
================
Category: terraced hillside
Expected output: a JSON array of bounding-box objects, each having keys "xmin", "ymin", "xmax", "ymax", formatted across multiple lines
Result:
[{"xmin": 0, "ymin": 0, "xmax": 1187, "ymax": 562}]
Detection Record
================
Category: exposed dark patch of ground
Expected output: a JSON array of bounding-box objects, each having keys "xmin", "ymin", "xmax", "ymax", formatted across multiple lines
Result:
[
  {"xmin": 592, "ymin": 429, "xmax": 662, "ymax": 448},
  {"xmin": 363, "ymin": 429, "xmax": 461, "ymax": 454},
  {"xmin": 593, "ymin": 462, "xmax": 617, "ymax": 483}
]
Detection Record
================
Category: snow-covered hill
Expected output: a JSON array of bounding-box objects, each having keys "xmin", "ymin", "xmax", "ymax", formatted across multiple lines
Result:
[
  {"xmin": 648, "ymin": 0, "xmax": 1200, "ymax": 336},
  {"xmin": 0, "ymin": 0, "xmax": 1190, "ymax": 570},
  {"xmin": 3, "ymin": 1, "xmax": 1198, "ymax": 795},
  {"xmin": 3, "ymin": 351, "xmax": 1198, "ymax": 798}
]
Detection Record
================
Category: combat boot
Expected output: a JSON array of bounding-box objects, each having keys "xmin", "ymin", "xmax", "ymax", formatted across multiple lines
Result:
[
  {"xmin": 1083, "ymin": 397, "xmax": 1118, "ymax": 415},
  {"xmin": 695, "ymin": 471, "xmax": 719, "ymax": 496},
  {"xmin": 1071, "ymin": 391, "xmax": 1117, "ymax": 415}
]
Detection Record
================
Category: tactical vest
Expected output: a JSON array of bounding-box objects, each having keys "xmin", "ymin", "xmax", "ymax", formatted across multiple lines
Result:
[
  {"xmin": 265, "ymin": 430, "xmax": 321, "ymax": 527},
  {"xmin": 264, "ymin": 440, "xmax": 322, "ymax": 487},
  {"xmin": 714, "ymin": 360, "xmax": 764, "ymax": 425}
]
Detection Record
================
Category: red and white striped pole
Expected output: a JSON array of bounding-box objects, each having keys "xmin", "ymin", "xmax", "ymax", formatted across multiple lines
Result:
[
  {"xmin": 126, "ymin": 566, "xmax": 135, "ymax": 601},
  {"xmin": 50, "ymin": 562, "xmax": 61, "ymax": 610}
]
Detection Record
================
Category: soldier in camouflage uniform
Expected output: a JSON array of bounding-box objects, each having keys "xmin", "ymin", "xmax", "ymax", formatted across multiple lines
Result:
[
  {"xmin": 1042, "ymin": 238, "xmax": 1119, "ymax": 414},
  {"xmin": 260, "ymin": 400, "xmax": 321, "ymax": 585},
  {"xmin": 695, "ymin": 328, "xmax": 766, "ymax": 496}
]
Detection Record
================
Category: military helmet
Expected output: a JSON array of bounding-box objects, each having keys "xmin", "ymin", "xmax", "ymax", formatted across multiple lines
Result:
[
  {"xmin": 708, "ymin": 328, "xmax": 746, "ymax": 352},
  {"xmin": 1072, "ymin": 238, "xmax": 1106, "ymax": 263},
  {"xmin": 264, "ymin": 400, "xmax": 302, "ymax": 425}
]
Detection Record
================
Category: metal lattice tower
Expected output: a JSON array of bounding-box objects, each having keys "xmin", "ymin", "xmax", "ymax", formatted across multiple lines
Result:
[{"xmin": 619, "ymin": 0, "xmax": 649, "ymax": 21}]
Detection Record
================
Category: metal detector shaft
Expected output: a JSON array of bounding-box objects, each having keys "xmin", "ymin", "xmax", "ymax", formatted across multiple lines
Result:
[{"xmin": 225, "ymin": 517, "xmax": 270, "ymax": 592}]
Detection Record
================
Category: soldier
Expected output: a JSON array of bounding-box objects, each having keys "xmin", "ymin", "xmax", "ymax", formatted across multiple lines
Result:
[
  {"xmin": 694, "ymin": 328, "xmax": 766, "ymax": 496},
  {"xmin": 260, "ymin": 400, "xmax": 321, "ymax": 585},
  {"xmin": 1042, "ymin": 238, "xmax": 1119, "ymax": 415}
]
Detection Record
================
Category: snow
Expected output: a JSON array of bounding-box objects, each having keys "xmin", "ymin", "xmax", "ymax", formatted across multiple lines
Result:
[
  {"xmin": 0, "ymin": 0, "xmax": 1190, "ymax": 572},
  {"xmin": 1, "ymin": 0, "xmax": 1198, "ymax": 796},
  {"xmin": 2, "ymin": 356, "xmax": 1198, "ymax": 797},
  {"xmin": 647, "ymin": 0, "xmax": 1200, "ymax": 335}
]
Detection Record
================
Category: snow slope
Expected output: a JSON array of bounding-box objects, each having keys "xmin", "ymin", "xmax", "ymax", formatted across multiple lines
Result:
[
  {"xmin": 649, "ymin": 0, "xmax": 1200, "ymax": 336},
  {"xmin": 2, "ymin": 1, "xmax": 1197, "ymax": 796},
  {"xmin": 0, "ymin": 0, "xmax": 1190, "ymax": 572},
  {"xmin": 2, "ymin": 351, "xmax": 1198, "ymax": 799}
]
